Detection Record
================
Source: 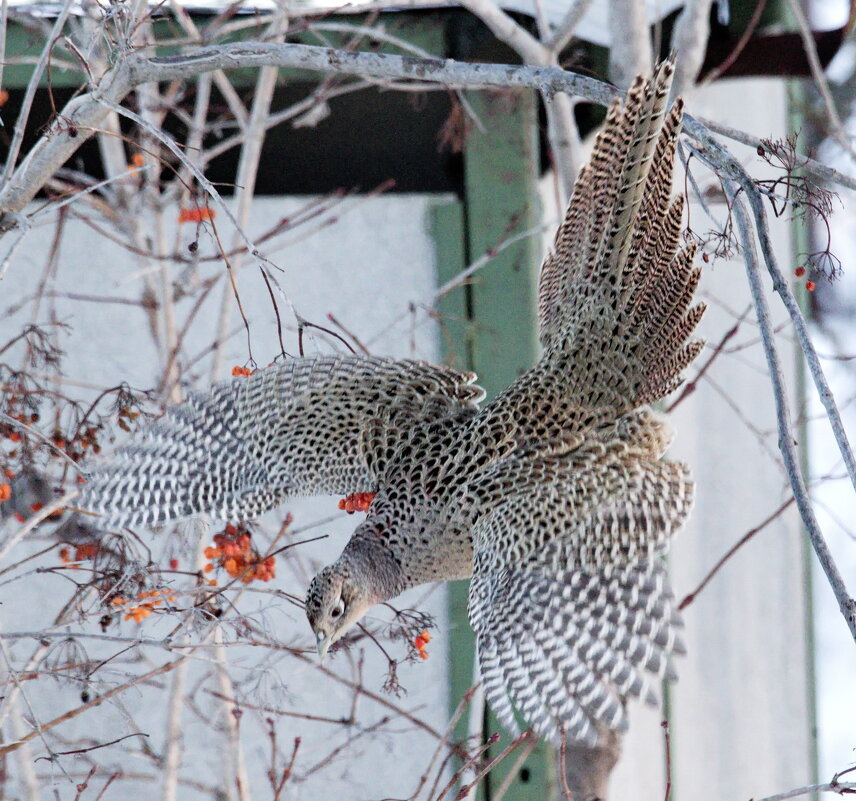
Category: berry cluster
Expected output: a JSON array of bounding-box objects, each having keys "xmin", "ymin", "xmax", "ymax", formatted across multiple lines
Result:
[
  {"xmin": 338, "ymin": 492, "xmax": 376, "ymax": 514},
  {"xmin": 111, "ymin": 588, "xmax": 177, "ymax": 623},
  {"xmin": 59, "ymin": 543, "xmax": 99, "ymax": 564},
  {"xmin": 203, "ymin": 524, "xmax": 276, "ymax": 583},
  {"xmin": 0, "ymin": 407, "xmax": 39, "ymax": 443},
  {"xmin": 3, "ymin": 400, "xmax": 104, "ymax": 464},
  {"xmin": 413, "ymin": 630, "xmax": 431, "ymax": 660},
  {"xmin": 794, "ymin": 267, "xmax": 816, "ymax": 291},
  {"xmin": 231, "ymin": 366, "xmax": 254, "ymax": 378}
]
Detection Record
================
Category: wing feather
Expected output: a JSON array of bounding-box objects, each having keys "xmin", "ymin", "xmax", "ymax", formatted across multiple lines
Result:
[
  {"xmin": 467, "ymin": 449, "xmax": 691, "ymax": 744},
  {"xmin": 81, "ymin": 355, "xmax": 483, "ymax": 527}
]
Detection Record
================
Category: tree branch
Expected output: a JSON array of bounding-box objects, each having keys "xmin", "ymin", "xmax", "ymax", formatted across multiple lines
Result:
[
  {"xmin": 1, "ymin": 42, "xmax": 615, "ymax": 230},
  {"xmin": 729, "ymin": 188, "xmax": 856, "ymax": 644},
  {"xmin": 3, "ymin": 39, "xmax": 853, "ymax": 235},
  {"xmin": 669, "ymin": 0, "xmax": 713, "ymax": 97}
]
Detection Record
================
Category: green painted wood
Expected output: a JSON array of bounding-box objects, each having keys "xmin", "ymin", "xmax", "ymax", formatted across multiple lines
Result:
[
  {"xmin": 787, "ymin": 75, "xmax": 819, "ymax": 797},
  {"xmin": 430, "ymin": 197, "xmax": 481, "ymax": 791},
  {"xmin": 464, "ymin": 89, "xmax": 541, "ymax": 401},
  {"xmin": 441, "ymin": 86, "xmax": 551, "ymax": 801},
  {"xmin": 431, "ymin": 199, "xmax": 473, "ymax": 371}
]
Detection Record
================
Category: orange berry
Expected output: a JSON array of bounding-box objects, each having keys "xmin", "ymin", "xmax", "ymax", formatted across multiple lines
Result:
[
  {"xmin": 58, "ymin": 546, "xmax": 71, "ymax": 563},
  {"xmin": 0, "ymin": 483, "xmax": 11, "ymax": 502},
  {"xmin": 204, "ymin": 563, "xmax": 214, "ymax": 573},
  {"xmin": 3, "ymin": 468, "xmax": 14, "ymax": 480},
  {"xmin": 419, "ymin": 650, "xmax": 429, "ymax": 660},
  {"xmin": 806, "ymin": 280, "xmax": 816, "ymax": 291},
  {"xmin": 178, "ymin": 206, "xmax": 215, "ymax": 224},
  {"xmin": 111, "ymin": 596, "xmax": 126, "ymax": 606},
  {"xmin": 8, "ymin": 432, "xmax": 20, "ymax": 443},
  {"xmin": 338, "ymin": 492, "xmax": 376, "ymax": 514},
  {"xmin": 420, "ymin": 630, "xmax": 431, "ymax": 643},
  {"xmin": 74, "ymin": 544, "xmax": 97, "ymax": 560},
  {"xmin": 208, "ymin": 579, "xmax": 218, "ymax": 586},
  {"xmin": 169, "ymin": 558, "xmax": 179, "ymax": 569},
  {"xmin": 794, "ymin": 267, "xmax": 806, "ymax": 277}
]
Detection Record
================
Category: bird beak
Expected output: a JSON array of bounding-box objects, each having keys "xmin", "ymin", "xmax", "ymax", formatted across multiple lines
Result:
[{"xmin": 316, "ymin": 630, "xmax": 331, "ymax": 661}]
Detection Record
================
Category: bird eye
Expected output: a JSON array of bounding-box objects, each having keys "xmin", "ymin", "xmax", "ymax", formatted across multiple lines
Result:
[{"xmin": 331, "ymin": 599, "xmax": 345, "ymax": 618}]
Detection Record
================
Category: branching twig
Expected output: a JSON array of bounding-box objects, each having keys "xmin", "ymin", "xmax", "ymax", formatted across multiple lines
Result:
[
  {"xmin": 679, "ymin": 497, "xmax": 796, "ymax": 610},
  {"xmin": 729, "ymin": 189, "xmax": 856, "ymax": 644}
]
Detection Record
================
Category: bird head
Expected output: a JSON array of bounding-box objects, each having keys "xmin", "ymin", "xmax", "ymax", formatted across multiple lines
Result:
[{"xmin": 305, "ymin": 563, "xmax": 376, "ymax": 660}]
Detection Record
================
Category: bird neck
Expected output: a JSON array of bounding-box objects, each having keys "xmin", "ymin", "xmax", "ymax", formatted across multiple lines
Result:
[{"xmin": 341, "ymin": 532, "xmax": 406, "ymax": 602}]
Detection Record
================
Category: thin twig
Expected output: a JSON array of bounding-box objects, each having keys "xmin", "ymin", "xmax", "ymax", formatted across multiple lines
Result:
[
  {"xmin": 679, "ymin": 496, "xmax": 796, "ymax": 610},
  {"xmin": 2, "ymin": 0, "xmax": 75, "ymax": 183},
  {"xmin": 729, "ymin": 188, "xmax": 856, "ymax": 643},
  {"xmin": 210, "ymin": 9, "xmax": 288, "ymax": 380},
  {"xmin": 784, "ymin": 0, "xmax": 856, "ymax": 161},
  {"xmin": 0, "ymin": 491, "xmax": 79, "ymax": 565},
  {"xmin": 559, "ymin": 733, "xmax": 576, "ymax": 801},
  {"xmin": 750, "ymin": 781, "xmax": 856, "ymax": 801},
  {"xmin": 454, "ymin": 730, "xmax": 533, "ymax": 800},
  {"xmin": 490, "ymin": 737, "xmax": 538, "ymax": 801}
]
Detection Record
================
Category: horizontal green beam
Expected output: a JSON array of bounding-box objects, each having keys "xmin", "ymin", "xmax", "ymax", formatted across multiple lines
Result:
[{"xmin": 2, "ymin": 11, "xmax": 447, "ymax": 88}]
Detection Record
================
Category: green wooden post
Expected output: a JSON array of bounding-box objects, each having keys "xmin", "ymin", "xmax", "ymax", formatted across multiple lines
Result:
[{"xmin": 435, "ymin": 86, "xmax": 552, "ymax": 800}]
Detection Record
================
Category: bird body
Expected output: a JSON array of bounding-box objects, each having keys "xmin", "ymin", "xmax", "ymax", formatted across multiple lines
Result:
[{"xmin": 81, "ymin": 60, "xmax": 704, "ymax": 746}]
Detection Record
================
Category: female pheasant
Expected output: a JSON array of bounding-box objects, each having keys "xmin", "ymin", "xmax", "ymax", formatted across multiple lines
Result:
[{"xmin": 81, "ymin": 60, "xmax": 704, "ymax": 746}]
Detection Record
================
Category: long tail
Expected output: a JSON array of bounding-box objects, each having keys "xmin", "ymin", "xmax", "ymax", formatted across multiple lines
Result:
[{"xmin": 537, "ymin": 59, "xmax": 705, "ymax": 408}]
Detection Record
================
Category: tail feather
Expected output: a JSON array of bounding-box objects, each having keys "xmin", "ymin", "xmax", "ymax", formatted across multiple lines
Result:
[{"xmin": 534, "ymin": 58, "xmax": 704, "ymax": 415}]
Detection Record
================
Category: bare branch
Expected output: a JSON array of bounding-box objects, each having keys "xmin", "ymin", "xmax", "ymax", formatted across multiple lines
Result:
[
  {"xmin": 669, "ymin": 0, "xmax": 713, "ymax": 97},
  {"xmin": 696, "ymin": 115, "xmax": 856, "ymax": 193},
  {"xmin": 784, "ymin": 0, "xmax": 856, "ymax": 162},
  {"xmin": 210, "ymin": 10, "xmax": 290, "ymax": 380},
  {"xmin": 751, "ymin": 781, "xmax": 856, "ymax": 801},
  {"xmin": 607, "ymin": 0, "xmax": 652, "ymax": 87},
  {"xmin": 458, "ymin": 0, "xmax": 546, "ymax": 65},
  {"xmin": 729, "ymin": 189, "xmax": 856, "ymax": 644},
  {"xmin": 2, "ymin": 0, "xmax": 75, "ymax": 184},
  {"xmin": 546, "ymin": 0, "xmax": 595, "ymax": 53}
]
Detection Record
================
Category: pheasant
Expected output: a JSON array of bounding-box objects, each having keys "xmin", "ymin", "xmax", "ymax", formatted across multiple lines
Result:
[{"xmin": 80, "ymin": 60, "xmax": 704, "ymax": 746}]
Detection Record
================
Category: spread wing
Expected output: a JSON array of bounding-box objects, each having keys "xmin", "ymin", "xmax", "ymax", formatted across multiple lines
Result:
[
  {"xmin": 80, "ymin": 355, "xmax": 483, "ymax": 527},
  {"xmin": 466, "ymin": 446, "xmax": 693, "ymax": 745},
  {"xmin": 477, "ymin": 60, "xmax": 704, "ymax": 455},
  {"xmin": 465, "ymin": 61, "xmax": 704, "ymax": 745}
]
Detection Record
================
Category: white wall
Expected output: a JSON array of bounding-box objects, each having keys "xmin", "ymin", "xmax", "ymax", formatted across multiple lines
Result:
[
  {"xmin": 0, "ymin": 194, "xmax": 455, "ymax": 800},
  {"xmin": 611, "ymin": 77, "xmax": 815, "ymax": 801}
]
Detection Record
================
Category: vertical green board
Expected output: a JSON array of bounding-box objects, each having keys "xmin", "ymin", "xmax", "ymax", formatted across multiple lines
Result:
[
  {"xmin": 435, "ymin": 87, "xmax": 552, "ymax": 800},
  {"xmin": 465, "ymin": 88, "xmax": 542, "ymax": 400}
]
